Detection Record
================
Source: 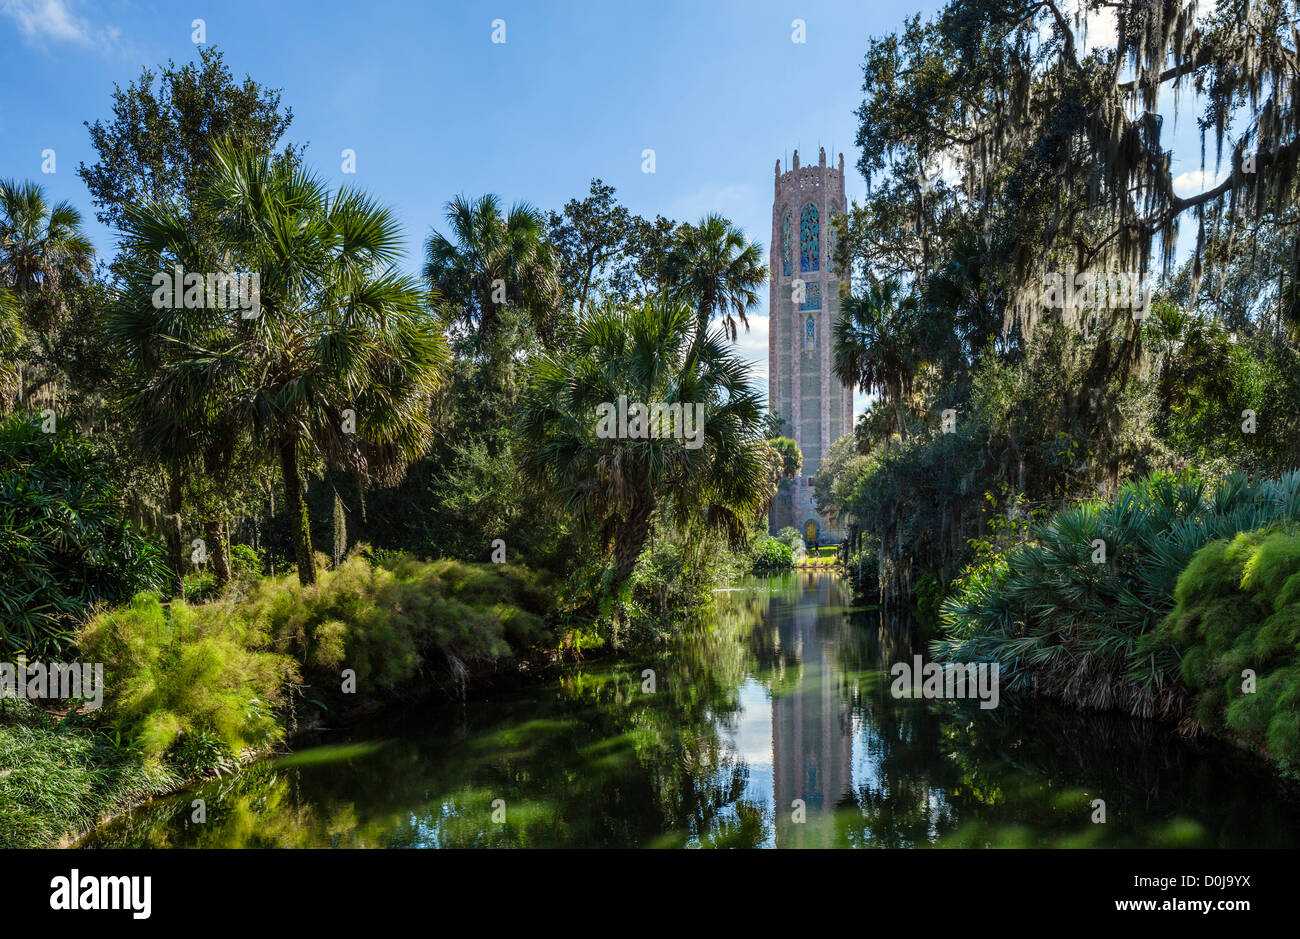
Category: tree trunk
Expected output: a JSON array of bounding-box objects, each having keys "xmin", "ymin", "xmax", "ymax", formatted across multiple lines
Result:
[
  {"xmin": 264, "ymin": 488, "xmax": 276, "ymax": 575},
  {"xmin": 163, "ymin": 468, "xmax": 185, "ymax": 600},
  {"xmin": 331, "ymin": 485, "xmax": 347, "ymax": 568},
  {"xmin": 613, "ymin": 501, "xmax": 655, "ymax": 584},
  {"xmin": 204, "ymin": 519, "xmax": 231, "ymax": 589},
  {"xmin": 353, "ymin": 467, "xmax": 368, "ymax": 526},
  {"xmin": 280, "ymin": 439, "xmax": 318, "ymax": 586}
]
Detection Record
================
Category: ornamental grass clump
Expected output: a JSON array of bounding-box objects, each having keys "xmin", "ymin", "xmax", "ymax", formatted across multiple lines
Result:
[
  {"xmin": 67, "ymin": 552, "xmax": 553, "ymax": 773},
  {"xmin": 77, "ymin": 592, "xmax": 297, "ymax": 770},
  {"xmin": 244, "ymin": 553, "xmax": 552, "ymax": 701}
]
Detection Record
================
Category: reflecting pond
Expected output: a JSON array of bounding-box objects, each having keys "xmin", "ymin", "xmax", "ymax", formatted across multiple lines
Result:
[{"xmin": 80, "ymin": 572, "xmax": 1300, "ymax": 848}]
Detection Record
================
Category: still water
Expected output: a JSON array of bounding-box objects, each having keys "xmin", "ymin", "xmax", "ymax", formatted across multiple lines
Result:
[{"xmin": 81, "ymin": 572, "xmax": 1300, "ymax": 848}]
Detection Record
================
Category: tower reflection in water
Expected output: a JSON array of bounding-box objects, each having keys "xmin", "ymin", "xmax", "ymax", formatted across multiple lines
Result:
[{"xmin": 766, "ymin": 573, "xmax": 857, "ymax": 847}]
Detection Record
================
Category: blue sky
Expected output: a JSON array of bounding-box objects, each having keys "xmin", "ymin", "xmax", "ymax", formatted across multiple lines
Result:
[{"xmin": 0, "ymin": 0, "xmax": 1223, "ymax": 402}]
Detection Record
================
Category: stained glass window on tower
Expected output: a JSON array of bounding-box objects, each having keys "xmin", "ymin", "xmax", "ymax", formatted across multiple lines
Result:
[
  {"xmin": 827, "ymin": 210, "xmax": 839, "ymax": 274},
  {"xmin": 804, "ymin": 315, "xmax": 816, "ymax": 350},
  {"xmin": 799, "ymin": 282, "xmax": 821, "ymax": 311},
  {"xmin": 781, "ymin": 211, "xmax": 793, "ymax": 277},
  {"xmin": 800, "ymin": 203, "xmax": 819, "ymax": 271}
]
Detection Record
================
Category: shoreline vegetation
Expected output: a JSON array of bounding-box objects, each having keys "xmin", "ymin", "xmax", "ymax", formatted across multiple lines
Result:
[
  {"xmin": 7, "ymin": 0, "xmax": 1300, "ymax": 848},
  {"xmin": 1, "ymin": 44, "xmax": 792, "ymax": 847},
  {"xmin": 799, "ymin": 2, "xmax": 1300, "ymax": 784},
  {"xmin": 5, "ymin": 535, "xmax": 772, "ymax": 849}
]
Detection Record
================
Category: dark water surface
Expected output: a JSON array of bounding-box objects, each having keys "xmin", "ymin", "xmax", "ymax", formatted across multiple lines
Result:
[{"xmin": 81, "ymin": 572, "xmax": 1300, "ymax": 848}]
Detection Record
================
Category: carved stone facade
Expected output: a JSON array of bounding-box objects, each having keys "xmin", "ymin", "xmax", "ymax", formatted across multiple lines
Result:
[{"xmin": 768, "ymin": 148, "xmax": 853, "ymax": 543}]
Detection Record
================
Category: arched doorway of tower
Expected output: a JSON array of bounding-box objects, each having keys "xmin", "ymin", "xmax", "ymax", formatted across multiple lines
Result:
[{"xmin": 803, "ymin": 519, "xmax": 818, "ymax": 547}]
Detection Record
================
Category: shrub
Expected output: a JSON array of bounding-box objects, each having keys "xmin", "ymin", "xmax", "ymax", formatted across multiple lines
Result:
[
  {"xmin": 751, "ymin": 535, "xmax": 794, "ymax": 572},
  {"xmin": 936, "ymin": 472, "xmax": 1300, "ymax": 719},
  {"xmin": 74, "ymin": 551, "xmax": 554, "ymax": 766},
  {"xmin": 1141, "ymin": 528, "xmax": 1300, "ymax": 769},
  {"xmin": 77, "ymin": 593, "xmax": 298, "ymax": 769},
  {"xmin": 0, "ymin": 412, "xmax": 167, "ymax": 656},
  {"xmin": 229, "ymin": 543, "xmax": 262, "ymax": 580},
  {"xmin": 845, "ymin": 544, "xmax": 880, "ymax": 598},
  {"xmin": 243, "ymin": 553, "xmax": 553, "ymax": 702}
]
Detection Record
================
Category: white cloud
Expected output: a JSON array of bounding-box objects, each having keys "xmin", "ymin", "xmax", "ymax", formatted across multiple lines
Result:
[
  {"xmin": 727, "ymin": 311, "xmax": 769, "ymax": 391},
  {"xmin": 0, "ymin": 0, "xmax": 114, "ymax": 48},
  {"xmin": 1036, "ymin": 0, "xmax": 1119, "ymax": 53},
  {"xmin": 1172, "ymin": 167, "xmax": 1228, "ymax": 195}
]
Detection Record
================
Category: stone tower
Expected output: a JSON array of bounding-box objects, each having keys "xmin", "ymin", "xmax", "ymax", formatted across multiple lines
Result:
[{"xmin": 768, "ymin": 147, "xmax": 853, "ymax": 543}]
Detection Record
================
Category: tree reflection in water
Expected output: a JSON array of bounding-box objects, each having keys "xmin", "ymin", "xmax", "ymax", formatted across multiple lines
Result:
[{"xmin": 80, "ymin": 573, "xmax": 1300, "ymax": 848}]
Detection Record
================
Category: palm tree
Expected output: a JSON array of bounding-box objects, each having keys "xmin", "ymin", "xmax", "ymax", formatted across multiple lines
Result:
[
  {"xmin": 661, "ymin": 214, "xmax": 766, "ymax": 340},
  {"xmin": 0, "ymin": 286, "xmax": 19, "ymax": 407},
  {"xmin": 0, "ymin": 179, "xmax": 94, "ymax": 311},
  {"xmin": 833, "ymin": 279, "xmax": 918, "ymax": 440},
  {"xmin": 111, "ymin": 191, "xmax": 250, "ymax": 595},
  {"xmin": 116, "ymin": 140, "xmax": 448, "ymax": 587},
  {"xmin": 518, "ymin": 297, "xmax": 773, "ymax": 582},
  {"xmin": 423, "ymin": 194, "xmax": 560, "ymax": 343},
  {"xmin": 0, "ymin": 179, "xmax": 95, "ymax": 406}
]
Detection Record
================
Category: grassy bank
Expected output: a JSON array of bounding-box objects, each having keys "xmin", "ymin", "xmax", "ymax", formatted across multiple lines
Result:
[
  {"xmin": 0, "ymin": 551, "xmax": 559, "ymax": 848},
  {"xmin": 0, "ymin": 698, "xmax": 180, "ymax": 849},
  {"xmin": 1, "ymin": 534, "xmax": 753, "ymax": 847}
]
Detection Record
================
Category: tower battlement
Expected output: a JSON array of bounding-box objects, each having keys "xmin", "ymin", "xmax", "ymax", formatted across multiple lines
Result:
[
  {"xmin": 773, "ymin": 146, "xmax": 846, "ymax": 193},
  {"xmin": 767, "ymin": 147, "xmax": 854, "ymax": 544}
]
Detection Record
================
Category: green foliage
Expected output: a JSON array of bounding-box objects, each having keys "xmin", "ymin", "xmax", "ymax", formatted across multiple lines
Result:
[
  {"xmin": 334, "ymin": 305, "xmax": 573, "ymax": 573},
  {"xmin": 661, "ymin": 213, "xmax": 767, "ymax": 340},
  {"xmin": 0, "ymin": 177, "xmax": 97, "ymax": 414},
  {"xmin": 827, "ymin": 417, "xmax": 984, "ymax": 601},
  {"xmin": 0, "ymin": 412, "xmax": 167, "ymax": 655},
  {"xmin": 936, "ymin": 472, "xmax": 1300, "ymax": 721},
  {"xmin": 1142, "ymin": 529, "xmax": 1300, "ymax": 770},
  {"xmin": 551, "ymin": 517, "xmax": 746, "ymax": 650},
  {"xmin": 751, "ymin": 535, "xmax": 794, "ymax": 573},
  {"xmin": 70, "ymin": 550, "xmax": 554, "ymax": 774},
  {"xmin": 424, "ymin": 193, "xmax": 560, "ymax": 344},
  {"xmin": 844, "ymin": 543, "xmax": 880, "ymax": 598},
  {"xmin": 78, "ymin": 45, "xmax": 300, "ymax": 233},
  {"xmin": 518, "ymin": 296, "xmax": 772, "ymax": 583},
  {"xmin": 243, "ymin": 553, "xmax": 553, "ymax": 702},
  {"xmin": 228, "ymin": 543, "xmax": 262, "ymax": 580},
  {"xmin": 0, "ymin": 697, "xmax": 178, "ymax": 848},
  {"xmin": 913, "ymin": 572, "xmax": 945, "ymax": 630},
  {"xmin": 113, "ymin": 139, "xmax": 449, "ymax": 587},
  {"xmin": 1148, "ymin": 304, "xmax": 1300, "ymax": 477},
  {"xmin": 546, "ymin": 178, "xmax": 679, "ymax": 314},
  {"xmin": 621, "ymin": 524, "xmax": 741, "ymax": 646},
  {"xmin": 768, "ymin": 436, "xmax": 803, "ymax": 479},
  {"xmin": 77, "ymin": 592, "xmax": 298, "ymax": 768}
]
